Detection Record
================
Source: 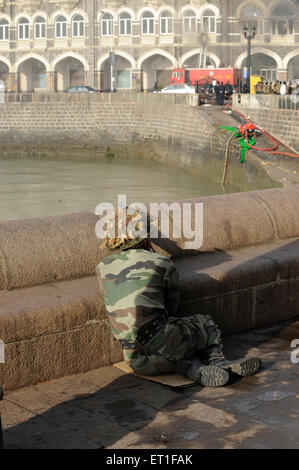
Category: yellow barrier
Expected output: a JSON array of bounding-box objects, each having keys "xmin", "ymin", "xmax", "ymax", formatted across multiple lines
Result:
[{"xmin": 250, "ymin": 75, "xmax": 263, "ymax": 94}]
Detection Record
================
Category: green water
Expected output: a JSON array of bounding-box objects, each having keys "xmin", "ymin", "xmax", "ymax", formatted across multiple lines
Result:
[{"xmin": 0, "ymin": 157, "xmax": 279, "ymax": 222}]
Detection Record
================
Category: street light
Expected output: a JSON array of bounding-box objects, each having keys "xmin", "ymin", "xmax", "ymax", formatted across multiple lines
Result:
[{"xmin": 243, "ymin": 24, "xmax": 256, "ymax": 93}]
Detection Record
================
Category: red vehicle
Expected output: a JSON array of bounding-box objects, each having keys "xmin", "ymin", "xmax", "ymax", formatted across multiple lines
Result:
[{"xmin": 170, "ymin": 67, "xmax": 241, "ymax": 87}]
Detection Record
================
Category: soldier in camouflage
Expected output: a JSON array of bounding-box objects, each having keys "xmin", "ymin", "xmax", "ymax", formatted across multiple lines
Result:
[{"xmin": 96, "ymin": 209, "xmax": 262, "ymax": 387}]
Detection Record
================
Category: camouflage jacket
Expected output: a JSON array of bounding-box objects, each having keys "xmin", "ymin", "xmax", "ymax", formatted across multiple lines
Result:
[{"xmin": 96, "ymin": 249, "xmax": 180, "ymax": 342}]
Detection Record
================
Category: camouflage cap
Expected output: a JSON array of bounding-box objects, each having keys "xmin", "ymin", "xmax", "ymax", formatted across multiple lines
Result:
[{"xmin": 100, "ymin": 207, "xmax": 150, "ymax": 252}]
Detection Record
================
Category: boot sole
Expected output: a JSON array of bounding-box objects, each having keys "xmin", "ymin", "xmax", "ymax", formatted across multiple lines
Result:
[
  {"xmin": 199, "ymin": 365, "xmax": 230, "ymax": 387},
  {"xmin": 230, "ymin": 357, "xmax": 262, "ymax": 377}
]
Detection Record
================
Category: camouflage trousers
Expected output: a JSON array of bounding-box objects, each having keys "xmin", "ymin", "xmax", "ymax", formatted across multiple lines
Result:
[{"xmin": 123, "ymin": 314, "xmax": 223, "ymax": 376}]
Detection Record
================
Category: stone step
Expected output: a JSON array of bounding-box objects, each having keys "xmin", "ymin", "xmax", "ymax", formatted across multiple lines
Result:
[{"xmin": 1, "ymin": 237, "xmax": 299, "ymax": 391}]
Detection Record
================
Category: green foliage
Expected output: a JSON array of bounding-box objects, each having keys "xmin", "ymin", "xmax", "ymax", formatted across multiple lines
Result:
[{"xmin": 105, "ymin": 146, "xmax": 115, "ymax": 158}]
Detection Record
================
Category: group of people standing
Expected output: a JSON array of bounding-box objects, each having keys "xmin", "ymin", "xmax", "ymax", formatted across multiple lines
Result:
[
  {"xmin": 211, "ymin": 79, "xmax": 233, "ymax": 106},
  {"xmin": 254, "ymin": 80, "xmax": 298, "ymax": 95}
]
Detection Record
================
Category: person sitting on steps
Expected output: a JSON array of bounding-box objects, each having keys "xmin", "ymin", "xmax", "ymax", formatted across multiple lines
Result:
[{"xmin": 96, "ymin": 209, "xmax": 262, "ymax": 387}]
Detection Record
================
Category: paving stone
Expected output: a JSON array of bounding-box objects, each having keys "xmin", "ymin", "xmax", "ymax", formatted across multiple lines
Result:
[
  {"xmin": 33, "ymin": 375, "xmax": 100, "ymax": 405},
  {"xmin": 1, "ymin": 400, "xmax": 37, "ymax": 429},
  {"xmin": 4, "ymin": 420, "xmax": 101, "ymax": 450},
  {"xmin": 2, "ymin": 318, "xmax": 299, "ymax": 449}
]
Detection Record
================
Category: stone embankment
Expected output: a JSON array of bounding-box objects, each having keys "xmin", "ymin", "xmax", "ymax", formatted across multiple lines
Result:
[{"xmin": 0, "ymin": 92, "xmax": 276, "ymax": 189}]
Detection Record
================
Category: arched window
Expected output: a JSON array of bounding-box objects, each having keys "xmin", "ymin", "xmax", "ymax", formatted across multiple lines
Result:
[
  {"xmin": 241, "ymin": 5, "xmax": 263, "ymax": 17},
  {"xmin": 102, "ymin": 13, "xmax": 113, "ymax": 36},
  {"xmin": 160, "ymin": 11, "xmax": 173, "ymax": 34},
  {"xmin": 72, "ymin": 14, "xmax": 84, "ymax": 37},
  {"xmin": 241, "ymin": 4, "xmax": 263, "ymax": 35},
  {"xmin": 55, "ymin": 15, "xmax": 67, "ymax": 38},
  {"xmin": 0, "ymin": 19, "xmax": 9, "ymax": 41},
  {"xmin": 119, "ymin": 13, "xmax": 132, "ymax": 36},
  {"xmin": 202, "ymin": 9, "xmax": 216, "ymax": 34},
  {"xmin": 271, "ymin": 1, "xmax": 295, "ymax": 16},
  {"xmin": 183, "ymin": 10, "xmax": 197, "ymax": 34},
  {"xmin": 142, "ymin": 11, "xmax": 154, "ymax": 35},
  {"xmin": 34, "ymin": 17, "xmax": 46, "ymax": 39},
  {"xmin": 18, "ymin": 18, "xmax": 30, "ymax": 40},
  {"xmin": 270, "ymin": 1, "xmax": 295, "ymax": 35}
]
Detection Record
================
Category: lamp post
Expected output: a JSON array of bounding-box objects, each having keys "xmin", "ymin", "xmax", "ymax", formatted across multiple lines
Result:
[{"xmin": 243, "ymin": 24, "xmax": 256, "ymax": 93}]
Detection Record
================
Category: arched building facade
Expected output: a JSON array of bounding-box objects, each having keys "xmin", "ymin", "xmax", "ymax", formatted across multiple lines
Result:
[{"xmin": 0, "ymin": 0, "xmax": 298, "ymax": 92}]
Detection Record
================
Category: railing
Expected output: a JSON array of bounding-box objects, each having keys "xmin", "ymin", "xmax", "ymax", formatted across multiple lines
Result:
[
  {"xmin": 232, "ymin": 93, "xmax": 299, "ymax": 111},
  {"xmin": 277, "ymin": 95, "xmax": 299, "ymax": 110}
]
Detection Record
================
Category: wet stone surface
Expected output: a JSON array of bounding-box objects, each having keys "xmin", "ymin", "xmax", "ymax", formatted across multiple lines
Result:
[{"xmin": 1, "ymin": 318, "xmax": 299, "ymax": 449}]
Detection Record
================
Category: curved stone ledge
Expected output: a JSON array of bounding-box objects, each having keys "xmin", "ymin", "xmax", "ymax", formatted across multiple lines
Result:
[
  {"xmin": 1, "ymin": 186, "xmax": 299, "ymax": 390},
  {"xmin": 1, "ymin": 237, "xmax": 299, "ymax": 391},
  {"xmin": 0, "ymin": 185, "xmax": 299, "ymax": 291}
]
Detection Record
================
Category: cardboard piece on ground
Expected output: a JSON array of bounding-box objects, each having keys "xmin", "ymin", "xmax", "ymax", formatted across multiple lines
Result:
[{"xmin": 114, "ymin": 361, "xmax": 195, "ymax": 388}]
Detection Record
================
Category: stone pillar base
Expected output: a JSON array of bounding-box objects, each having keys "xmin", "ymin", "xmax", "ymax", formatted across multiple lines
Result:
[
  {"xmin": 97, "ymin": 70, "xmax": 104, "ymax": 91},
  {"xmin": 9, "ymin": 73, "xmax": 20, "ymax": 93},
  {"xmin": 98, "ymin": 70, "xmax": 105, "ymax": 90},
  {"xmin": 48, "ymin": 72, "xmax": 57, "ymax": 92},
  {"xmin": 132, "ymin": 69, "xmax": 143, "ymax": 92},
  {"xmin": 277, "ymin": 70, "xmax": 288, "ymax": 82}
]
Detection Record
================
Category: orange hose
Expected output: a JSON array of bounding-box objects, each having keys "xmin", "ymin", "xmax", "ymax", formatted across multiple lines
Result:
[
  {"xmin": 226, "ymin": 104, "xmax": 299, "ymax": 159},
  {"xmin": 245, "ymin": 129, "xmax": 278, "ymax": 152},
  {"xmin": 272, "ymin": 151, "xmax": 299, "ymax": 159}
]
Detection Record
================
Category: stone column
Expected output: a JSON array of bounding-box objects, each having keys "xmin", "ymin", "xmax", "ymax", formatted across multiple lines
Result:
[
  {"xmin": 10, "ymin": 73, "xmax": 20, "ymax": 93},
  {"xmin": 47, "ymin": 72, "xmax": 57, "ymax": 92},
  {"xmin": 98, "ymin": 70, "xmax": 107, "ymax": 91},
  {"xmin": 96, "ymin": 70, "xmax": 103, "ymax": 90},
  {"xmin": 132, "ymin": 69, "xmax": 143, "ymax": 92},
  {"xmin": 277, "ymin": 70, "xmax": 288, "ymax": 82}
]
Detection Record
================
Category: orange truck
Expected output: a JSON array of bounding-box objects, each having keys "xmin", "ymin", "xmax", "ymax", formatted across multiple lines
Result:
[{"xmin": 170, "ymin": 67, "xmax": 241, "ymax": 87}]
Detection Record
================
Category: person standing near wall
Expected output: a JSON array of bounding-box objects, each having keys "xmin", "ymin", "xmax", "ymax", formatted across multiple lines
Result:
[
  {"xmin": 243, "ymin": 82, "xmax": 249, "ymax": 93},
  {"xmin": 212, "ymin": 78, "xmax": 217, "ymax": 92},
  {"xmin": 218, "ymin": 82, "xmax": 225, "ymax": 105},
  {"xmin": 280, "ymin": 82, "xmax": 287, "ymax": 95},
  {"xmin": 215, "ymin": 81, "xmax": 220, "ymax": 105},
  {"xmin": 225, "ymin": 80, "xmax": 233, "ymax": 99}
]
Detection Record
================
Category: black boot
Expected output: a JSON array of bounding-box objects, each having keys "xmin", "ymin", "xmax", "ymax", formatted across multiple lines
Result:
[
  {"xmin": 206, "ymin": 345, "xmax": 262, "ymax": 377},
  {"xmin": 174, "ymin": 359, "xmax": 229, "ymax": 387}
]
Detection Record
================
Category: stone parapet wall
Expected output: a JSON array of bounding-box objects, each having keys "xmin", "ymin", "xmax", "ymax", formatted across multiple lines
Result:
[
  {"xmin": 1, "ymin": 185, "xmax": 299, "ymax": 291},
  {"xmin": 3, "ymin": 92, "xmax": 199, "ymax": 106},
  {"xmin": 1, "ymin": 186, "xmax": 299, "ymax": 390}
]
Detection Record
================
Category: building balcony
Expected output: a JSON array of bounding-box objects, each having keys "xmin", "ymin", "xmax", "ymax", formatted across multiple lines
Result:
[
  {"xmin": 33, "ymin": 39, "xmax": 47, "ymax": 50},
  {"xmin": 118, "ymin": 36, "xmax": 133, "ymax": 45},
  {"xmin": 0, "ymin": 40, "xmax": 9, "ymax": 51},
  {"xmin": 206, "ymin": 33, "xmax": 217, "ymax": 44},
  {"xmin": 100, "ymin": 36, "xmax": 116, "ymax": 47},
  {"xmin": 71, "ymin": 38, "xmax": 86, "ymax": 48},
  {"xmin": 159, "ymin": 34, "xmax": 174, "ymax": 45},
  {"xmin": 54, "ymin": 38, "xmax": 69, "ymax": 49},
  {"xmin": 16, "ymin": 40, "xmax": 31, "ymax": 50},
  {"xmin": 141, "ymin": 35, "xmax": 156, "ymax": 46},
  {"xmin": 270, "ymin": 34, "xmax": 295, "ymax": 44},
  {"xmin": 182, "ymin": 33, "xmax": 198, "ymax": 44}
]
